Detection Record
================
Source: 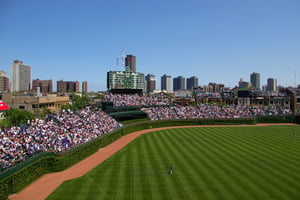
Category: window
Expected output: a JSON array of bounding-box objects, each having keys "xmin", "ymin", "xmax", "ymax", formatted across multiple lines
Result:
[{"xmin": 19, "ymin": 106, "xmax": 25, "ymax": 109}]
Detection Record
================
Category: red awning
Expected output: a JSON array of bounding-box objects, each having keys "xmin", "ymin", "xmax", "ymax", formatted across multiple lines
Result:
[{"xmin": 0, "ymin": 102, "xmax": 9, "ymax": 111}]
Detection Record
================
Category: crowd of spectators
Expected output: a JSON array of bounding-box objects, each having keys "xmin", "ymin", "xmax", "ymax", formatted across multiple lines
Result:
[
  {"xmin": 0, "ymin": 107, "xmax": 122, "ymax": 169},
  {"xmin": 0, "ymin": 92, "xmax": 295, "ymax": 170},
  {"xmin": 102, "ymin": 93, "xmax": 171, "ymax": 107},
  {"xmin": 142, "ymin": 104, "xmax": 292, "ymax": 120},
  {"xmin": 251, "ymin": 106, "xmax": 293, "ymax": 116}
]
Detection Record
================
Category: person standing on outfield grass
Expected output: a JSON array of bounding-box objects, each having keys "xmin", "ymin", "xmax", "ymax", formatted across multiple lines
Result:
[{"xmin": 169, "ymin": 163, "xmax": 173, "ymax": 175}]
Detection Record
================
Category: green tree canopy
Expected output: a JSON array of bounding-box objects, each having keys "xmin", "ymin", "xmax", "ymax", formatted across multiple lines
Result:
[{"xmin": 2, "ymin": 108, "xmax": 35, "ymax": 127}]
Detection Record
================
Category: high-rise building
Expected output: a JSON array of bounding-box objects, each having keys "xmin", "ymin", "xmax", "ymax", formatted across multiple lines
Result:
[
  {"xmin": 208, "ymin": 82, "xmax": 225, "ymax": 93},
  {"xmin": 75, "ymin": 81, "xmax": 80, "ymax": 93},
  {"xmin": 173, "ymin": 76, "xmax": 185, "ymax": 91},
  {"xmin": 82, "ymin": 81, "xmax": 88, "ymax": 93},
  {"xmin": 125, "ymin": 55, "xmax": 136, "ymax": 73},
  {"xmin": 0, "ymin": 71, "xmax": 9, "ymax": 92},
  {"xmin": 161, "ymin": 74, "xmax": 172, "ymax": 93},
  {"xmin": 32, "ymin": 79, "xmax": 53, "ymax": 94},
  {"xmin": 250, "ymin": 72, "xmax": 260, "ymax": 89},
  {"xmin": 186, "ymin": 76, "xmax": 198, "ymax": 90},
  {"xmin": 57, "ymin": 80, "xmax": 80, "ymax": 93},
  {"xmin": 145, "ymin": 74, "xmax": 156, "ymax": 93},
  {"xmin": 57, "ymin": 80, "xmax": 66, "ymax": 93},
  {"xmin": 10, "ymin": 60, "xmax": 31, "ymax": 92},
  {"xmin": 238, "ymin": 78, "xmax": 252, "ymax": 89},
  {"xmin": 267, "ymin": 78, "xmax": 277, "ymax": 92}
]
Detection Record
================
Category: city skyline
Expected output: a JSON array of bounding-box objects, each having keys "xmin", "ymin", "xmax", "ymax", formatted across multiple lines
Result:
[
  {"xmin": 0, "ymin": 58, "xmax": 297, "ymax": 93},
  {"xmin": 1, "ymin": 0, "xmax": 300, "ymax": 91}
]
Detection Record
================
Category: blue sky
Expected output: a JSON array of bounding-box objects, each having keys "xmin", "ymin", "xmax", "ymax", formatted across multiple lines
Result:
[{"xmin": 0, "ymin": 0, "xmax": 300, "ymax": 92}]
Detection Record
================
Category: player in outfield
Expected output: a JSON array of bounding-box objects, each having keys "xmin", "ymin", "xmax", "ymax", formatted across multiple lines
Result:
[{"xmin": 169, "ymin": 163, "xmax": 173, "ymax": 175}]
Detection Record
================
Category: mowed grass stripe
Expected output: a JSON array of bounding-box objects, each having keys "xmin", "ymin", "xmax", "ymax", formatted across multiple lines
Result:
[
  {"xmin": 187, "ymin": 128, "xmax": 260, "ymax": 199},
  {"xmin": 185, "ymin": 128, "xmax": 230, "ymax": 199},
  {"xmin": 221, "ymin": 127, "xmax": 300, "ymax": 181},
  {"xmin": 179, "ymin": 128, "xmax": 240, "ymax": 199},
  {"xmin": 135, "ymin": 134, "xmax": 152, "ymax": 199},
  {"xmin": 238, "ymin": 126, "xmax": 300, "ymax": 157},
  {"xmin": 214, "ymin": 127, "xmax": 300, "ymax": 199},
  {"xmin": 207, "ymin": 127, "xmax": 284, "ymax": 199},
  {"xmin": 166, "ymin": 128, "xmax": 208, "ymax": 199},
  {"xmin": 47, "ymin": 126, "xmax": 300, "ymax": 200},
  {"xmin": 173, "ymin": 127, "xmax": 248, "ymax": 199},
  {"xmin": 193, "ymin": 127, "xmax": 298, "ymax": 199},
  {"xmin": 218, "ymin": 128, "xmax": 296, "ymax": 198},
  {"xmin": 107, "ymin": 150, "xmax": 127, "ymax": 199},
  {"xmin": 144, "ymin": 132, "xmax": 172, "ymax": 199},
  {"xmin": 219, "ymin": 127, "xmax": 300, "ymax": 171},
  {"xmin": 156, "ymin": 129, "xmax": 189, "ymax": 199},
  {"xmin": 178, "ymin": 129, "xmax": 216, "ymax": 199},
  {"xmin": 191, "ymin": 127, "xmax": 262, "ymax": 199}
]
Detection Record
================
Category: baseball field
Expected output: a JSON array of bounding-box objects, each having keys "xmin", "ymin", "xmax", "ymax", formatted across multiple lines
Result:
[{"xmin": 45, "ymin": 125, "xmax": 300, "ymax": 200}]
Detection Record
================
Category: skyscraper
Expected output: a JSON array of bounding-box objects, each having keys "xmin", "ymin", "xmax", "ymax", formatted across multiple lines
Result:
[
  {"xmin": 186, "ymin": 76, "xmax": 198, "ymax": 90},
  {"xmin": 145, "ymin": 74, "xmax": 156, "ymax": 93},
  {"xmin": 173, "ymin": 76, "xmax": 185, "ymax": 91},
  {"xmin": 161, "ymin": 74, "xmax": 172, "ymax": 93},
  {"xmin": 267, "ymin": 78, "xmax": 277, "ymax": 92},
  {"xmin": 0, "ymin": 71, "xmax": 9, "ymax": 92},
  {"xmin": 82, "ymin": 81, "xmax": 88, "ymax": 93},
  {"xmin": 250, "ymin": 72, "xmax": 260, "ymax": 89},
  {"xmin": 125, "ymin": 55, "xmax": 136, "ymax": 73},
  {"xmin": 10, "ymin": 60, "xmax": 31, "ymax": 93}
]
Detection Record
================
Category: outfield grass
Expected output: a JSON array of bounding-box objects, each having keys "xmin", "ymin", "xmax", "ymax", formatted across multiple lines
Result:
[{"xmin": 47, "ymin": 125, "xmax": 300, "ymax": 200}]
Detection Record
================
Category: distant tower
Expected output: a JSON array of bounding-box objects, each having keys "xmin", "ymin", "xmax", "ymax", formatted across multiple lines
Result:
[
  {"xmin": 250, "ymin": 72, "xmax": 260, "ymax": 90},
  {"xmin": 145, "ymin": 74, "xmax": 156, "ymax": 93},
  {"xmin": 82, "ymin": 81, "xmax": 88, "ymax": 93},
  {"xmin": 10, "ymin": 60, "xmax": 31, "ymax": 93},
  {"xmin": 173, "ymin": 76, "xmax": 185, "ymax": 91},
  {"xmin": 267, "ymin": 78, "xmax": 277, "ymax": 92},
  {"xmin": 125, "ymin": 55, "xmax": 136, "ymax": 73},
  {"xmin": 161, "ymin": 74, "xmax": 172, "ymax": 93},
  {"xmin": 187, "ymin": 76, "xmax": 198, "ymax": 90}
]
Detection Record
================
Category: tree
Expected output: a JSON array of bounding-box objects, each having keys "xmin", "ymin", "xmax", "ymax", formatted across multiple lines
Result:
[
  {"xmin": 95, "ymin": 93, "xmax": 104, "ymax": 99},
  {"xmin": 61, "ymin": 94, "xmax": 91, "ymax": 111},
  {"xmin": 3, "ymin": 108, "xmax": 35, "ymax": 127},
  {"xmin": 39, "ymin": 107, "xmax": 51, "ymax": 119},
  {"xmin": 0, "ymin": 118, "xmax": 10, "ymax": 129}
]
